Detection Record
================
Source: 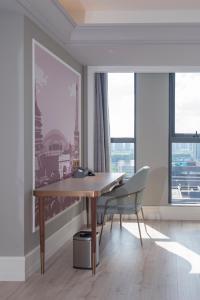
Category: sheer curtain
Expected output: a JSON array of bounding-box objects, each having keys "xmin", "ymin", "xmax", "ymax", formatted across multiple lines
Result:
[{"xmin": 94, "ymin": 73, "xmax": 110, "ymax": 172}]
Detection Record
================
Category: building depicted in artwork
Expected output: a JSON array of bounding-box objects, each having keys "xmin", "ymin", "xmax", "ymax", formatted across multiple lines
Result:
[
  {"xmin": 58, "ymin": 153, "xmax": 71, "ymax": 179},
  {"xmin": 42, "ymin": 129, "xmax": 69, "ymax": 183},
  {"xmin": 35, "ymin": 93, "xmax": 45, "ymax": 187},
  {"xmin": 73, "ymin": 83, "xmax": 79, "ymax": 160},
  {"xmin": 35, "ymin": 111, "xmax": 80, "ymax": 186},
  {"xmin": 43, "ymin": 129, "xmax": 67, "ymax": 157}
]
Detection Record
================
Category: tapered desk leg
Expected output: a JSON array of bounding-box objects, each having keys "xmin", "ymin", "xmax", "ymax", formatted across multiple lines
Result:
[
  {"xmin": 86, "ymin": 197, "xmax": 89, "ymax": 228},
  {"xmin": 39, "ymin": 197, "xmax": 45, "ymax": 274},
  {"xmin": 91, "ymin": 196, "xmax": 97, "ymax": 275}
]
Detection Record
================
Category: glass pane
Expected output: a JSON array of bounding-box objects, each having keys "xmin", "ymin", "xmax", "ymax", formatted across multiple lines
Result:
[
  {"xmin": 175, "ymin": 73, "xmax": 200, "ymax": 134},
  {"xmin": 111, "ymin": 142, "xmax": 134, "ymax": 178},
  {"xmin": 171, "ymin": 143, "xmax": 200, "ymax": 203},
  {"xmin": 108, "ymin": 73, "xmax": 134, "ymax": 138}
]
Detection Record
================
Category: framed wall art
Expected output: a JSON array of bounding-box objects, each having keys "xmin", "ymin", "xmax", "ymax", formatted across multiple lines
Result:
[{"xmin": 32, "ymin": 40, "xmax": 81, "ymax": 231}]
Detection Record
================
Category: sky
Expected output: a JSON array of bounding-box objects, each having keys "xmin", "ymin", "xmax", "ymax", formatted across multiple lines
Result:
[
  {"xmin": 108, "ymin": 72, "xmax": 200, "ymax": 137},
  {"xmin": 175, "ymin": 73, "xmax": 200, "ymax": 134},
  {"xmin": 108, "ymin": 73, "xmax": 135, "ymax": 138}
]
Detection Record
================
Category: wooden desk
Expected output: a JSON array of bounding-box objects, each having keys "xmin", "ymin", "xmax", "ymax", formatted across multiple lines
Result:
[{"xmin": 33, "ymin": 172, "xmax": 124, "ymax": 275}]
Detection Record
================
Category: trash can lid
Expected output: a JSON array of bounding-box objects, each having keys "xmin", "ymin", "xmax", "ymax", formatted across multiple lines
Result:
[{"xmin": 73, "ymin": 231, "xmax": 99, "ymax": 240}]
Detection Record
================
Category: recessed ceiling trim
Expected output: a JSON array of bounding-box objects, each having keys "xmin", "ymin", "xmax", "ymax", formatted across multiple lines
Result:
[
  {"xmin": 51, "ymin": 0, "xmax": 200, "ymax": 25},
  {"xmin": 16, "ymin": 0, "xmax": 71, "ymax": 42},
  {"xmin": 69, "ymin": 23, "xmax": 200, "ymax": 45},
  {"xmin": 55, "ymin": 0, "xmax": 200, "ymax": 14},
  {"xmin": 66, "ymin": 40, "xmax": 200, "ymax": 48},
  {"xmin": 87, "ymin": 66, "xmax": 200, "ymax": 75},
  {"xmin": 84, "ymin": 9, "xmax": 200, "ymax": 24},
  {"xmin": 52, "ymin": 0, "xmax": 77, "ymax": 27}
]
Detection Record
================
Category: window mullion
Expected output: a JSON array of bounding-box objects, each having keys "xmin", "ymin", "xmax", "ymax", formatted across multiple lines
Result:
[{"xmin": 111, "ymin": 137, "xmax": 135, "ymax": 143}]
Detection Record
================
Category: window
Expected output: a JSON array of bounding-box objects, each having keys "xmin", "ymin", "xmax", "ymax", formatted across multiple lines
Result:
[
  {"xmin": 170, "ymin": 73, "xmax": 200, "ymax": 204},
  {"xmin": 108, "ymin": 73, "xmax": 135, "ymax": 178}
]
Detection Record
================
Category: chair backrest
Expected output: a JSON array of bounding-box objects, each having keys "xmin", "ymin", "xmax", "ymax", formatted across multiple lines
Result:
[
  {"xmin": 109, "ymin": 166, "xmax": 150, "ymax": 199},
  {"xmin": 124, "ymin": 166, "xmax": 150, "ymax": 195},
  {"xmin": 107, "ymin": 166, "xmax": 150, "ymax": 213}
]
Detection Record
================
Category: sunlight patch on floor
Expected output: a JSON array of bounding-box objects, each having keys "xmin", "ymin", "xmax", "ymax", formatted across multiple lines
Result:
[
  {"xmin": 122, "ymin": 222, "xmax": 170, "ymax": 240},
  {"xmin": 122, "ymin": 222, "xmax": 200, "ymax": 274},
  {"xmin": 156, "ymin": 241, "xmax": 200, "ymax": 274}
]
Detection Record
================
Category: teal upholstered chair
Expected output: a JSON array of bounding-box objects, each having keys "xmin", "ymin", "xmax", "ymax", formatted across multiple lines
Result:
[{"xmin": 97, "ymin": 166, "xmax": 150, "ymax": 246}]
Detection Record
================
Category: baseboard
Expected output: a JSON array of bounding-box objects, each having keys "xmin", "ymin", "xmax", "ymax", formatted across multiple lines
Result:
[
  {"xmin": 0, "ymin": 257, "xmax": 25, "ymax": 281},
  {"xmin": 120, "ymin": 206, "xmax": 200, "ymax": 221},
  {"xmin": 25, "ymin": 211, "xmax": 86, "ymax": 279},
  {"xmin": 143, "ymin": 205, "xmax": 200, "ymax": 221},
  {"xmin": 0, "ymin": 212, "xmax": 85, "ymax": 281}
]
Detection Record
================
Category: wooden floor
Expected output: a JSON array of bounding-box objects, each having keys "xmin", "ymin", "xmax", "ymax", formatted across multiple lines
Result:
[{"xmin": 1, "ymin": 220, "xmax": 200, "ymax": 300}]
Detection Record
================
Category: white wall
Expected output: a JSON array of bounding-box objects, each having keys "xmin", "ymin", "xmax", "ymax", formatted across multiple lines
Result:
[
  {"xmin": 136, "ymin": 74, "xmax": 169, "ymax": 205},
  {"xmin": 0, "ymin": 12, "xmax": 24, "ymax": 256}
]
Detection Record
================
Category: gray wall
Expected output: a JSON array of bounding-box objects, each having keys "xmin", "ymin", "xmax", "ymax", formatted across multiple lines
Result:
[
  {"xmin": 136, "ymin": 74, "xmax": 169, "ymax": 205},
  {"xmin": 0, "ymin": 12, "xmax": 25, "ymax": 256},
  {"xmin": 0, "ymin": 12, "xmax": 84, "ymax": 257},
  {"xmin": 23, "ymin": 17, "xmax": 84, "ymax": 254}
]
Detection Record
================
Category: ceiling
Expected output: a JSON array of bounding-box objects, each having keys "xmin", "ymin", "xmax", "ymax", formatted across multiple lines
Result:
[
  {"xmin": 59, "ymin": 0, "xmax": 200, "ymax": 24},
  {"xmin": 59, "ymin": 0, "xmax": 200, "ymax": 11},
  {"xmin": 2, "ymin": 0, "xmax": 200, "ymax": 66}
]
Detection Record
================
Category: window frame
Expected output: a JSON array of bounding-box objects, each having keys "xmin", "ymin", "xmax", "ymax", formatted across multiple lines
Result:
[
  {"xmin": 169, "ymin": 73, "xmax": 200, "ymax": 204},
  {"xmin": 108, "ymin": 73, "xmax": 136, "ymax": 177}
]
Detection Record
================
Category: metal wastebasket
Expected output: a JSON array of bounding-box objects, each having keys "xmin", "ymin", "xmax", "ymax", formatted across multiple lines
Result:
[{"xmin": 73, "ymin": 231, "xmax": 100, "ymax": 269}]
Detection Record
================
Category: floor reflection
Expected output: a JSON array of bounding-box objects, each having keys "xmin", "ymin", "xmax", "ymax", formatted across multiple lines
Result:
[{"xmin": 122, "ymin": 221, "xmax": 200, "ymax": 274}]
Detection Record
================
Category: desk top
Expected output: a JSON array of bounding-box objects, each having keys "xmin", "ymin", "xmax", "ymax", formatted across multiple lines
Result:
[{"xmin": 33, "ymin": 172, "xmax": 125, "ymax": 198}]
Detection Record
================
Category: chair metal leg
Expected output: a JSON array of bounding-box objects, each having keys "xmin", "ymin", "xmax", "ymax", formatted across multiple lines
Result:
[
  {"xmin": 99, "ymin": 209, "xmax": 106, "ymax": 245},
  {"xmin": 136, "ymin": 212, "xmax": 143, "ymax": 247},
  {"xmin": 110, "ymin": 214, "xmax": 114, "ymax": 231},
  {"xmin": 141, "ymin": 207, "xmax": 148, "ymax": 235},
  {"xmin": 120, "ymin": 214, "xmax": 122, "ymax": 230}
]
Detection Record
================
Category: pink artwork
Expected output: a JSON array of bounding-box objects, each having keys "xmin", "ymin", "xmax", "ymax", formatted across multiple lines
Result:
[{"xmin": 33, "ymin": 40, "xmax": 81, "ymax": 228}]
